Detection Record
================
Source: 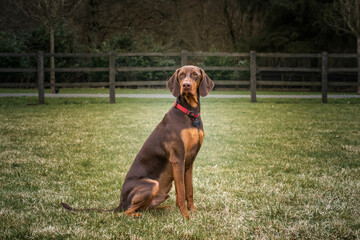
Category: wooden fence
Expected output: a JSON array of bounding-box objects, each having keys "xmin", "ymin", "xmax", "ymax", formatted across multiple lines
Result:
[{"xmin": 0, "ymin": 50, "xmax": 359, "ymax": 104}]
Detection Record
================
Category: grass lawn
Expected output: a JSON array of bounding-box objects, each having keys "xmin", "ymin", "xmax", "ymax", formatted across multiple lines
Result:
[{"xmin": 0, "ymin": 98, "xmax": 359, "ymax": 239}]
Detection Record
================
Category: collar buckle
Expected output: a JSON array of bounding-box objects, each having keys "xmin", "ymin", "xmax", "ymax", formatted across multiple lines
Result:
[{"xmin": 188, "ymin": 110, "xmax": 199, "ymax": 118}]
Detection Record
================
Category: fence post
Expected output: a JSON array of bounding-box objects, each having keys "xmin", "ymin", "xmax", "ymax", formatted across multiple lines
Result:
[
  {"xmin": 37, "ymin": 51, "xmax": 45, "ymax": 104},
  {"xmin": 250, "ymin": 50, "xmax": 257, "ymax": 103},
  {"xmin": 181, "ymin": 50, "xmax": 187, "ymax": 66},
  {"xmin": 357, "ymin": 39, "xmax": 360, "ymax": 94},
  {"xmin": 322, "ymin": 52, "xmax": 328, "ymax": 104},
  {"xmin": 109, "ymin": 51, "xmax": 116, "ymax": 104}
]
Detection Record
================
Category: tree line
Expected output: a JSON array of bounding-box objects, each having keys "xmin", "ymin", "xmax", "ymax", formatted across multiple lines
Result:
[{"xmin": 0, "ymin": 0, "xmax": 359, "ymax": 54}]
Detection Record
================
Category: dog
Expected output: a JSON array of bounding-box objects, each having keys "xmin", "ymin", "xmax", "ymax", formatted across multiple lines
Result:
[{"xmin": 62, "ymin": 65, "xmax": 214, "ymax": 219}]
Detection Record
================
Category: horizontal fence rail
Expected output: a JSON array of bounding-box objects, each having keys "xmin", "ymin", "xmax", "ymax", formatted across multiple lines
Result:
[{"xmin": 0, "ymin": 51, "xmax": 359, "ymax": 103}]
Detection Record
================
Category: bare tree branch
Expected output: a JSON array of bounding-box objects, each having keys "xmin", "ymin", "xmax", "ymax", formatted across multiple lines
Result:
[{"xmin": 325, "ymin": 0, "xmax": 360, "ymax": 37}]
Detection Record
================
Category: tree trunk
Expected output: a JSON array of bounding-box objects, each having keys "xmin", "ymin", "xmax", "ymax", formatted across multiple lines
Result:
[
  {"xmin": 50, "ymin": 26, "xmax": 56, "ymax": 94},
  {"xmin": 357, "ymin": 36, "xmax": 360, "ymax": 94}
]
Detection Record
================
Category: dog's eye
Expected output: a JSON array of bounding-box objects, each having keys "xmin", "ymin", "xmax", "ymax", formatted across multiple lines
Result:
[
  {"xmin": 179, "ymin": 73, "xmax": 185, "ymax": 79},
  {"xmin": 192, "ymin": 73, "xmax": 199, "ymax": 79}
]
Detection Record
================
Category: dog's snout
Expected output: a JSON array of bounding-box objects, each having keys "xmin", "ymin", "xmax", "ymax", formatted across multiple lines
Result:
[{"xmin": 182, "ymin": 80, "xmax": 191, "ymax": 88}]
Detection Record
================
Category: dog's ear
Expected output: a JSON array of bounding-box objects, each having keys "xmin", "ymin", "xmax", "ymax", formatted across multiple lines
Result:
[
  {"xmin": 199, "ymin": 69, "xmax": 214, "ymax": 97},
  {"xmin": 167, "ymin": 69, "xmax": 180, "ymax": 97}
]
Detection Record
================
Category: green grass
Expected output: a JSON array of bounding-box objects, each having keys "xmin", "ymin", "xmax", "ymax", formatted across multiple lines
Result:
[{"xmin": 1, "ymin": 98, "xmax": 360, "ymax": 239}]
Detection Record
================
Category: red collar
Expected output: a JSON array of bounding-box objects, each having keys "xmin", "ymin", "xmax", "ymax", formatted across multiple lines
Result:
[{"xmin": 174, "ymin": 102, "xmax": 200, "ymax": 118}]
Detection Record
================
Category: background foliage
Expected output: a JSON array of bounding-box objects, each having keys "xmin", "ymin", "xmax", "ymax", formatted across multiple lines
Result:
[
  {"xmin": 0, "ymin": 0, "xmax": 357, "ymax": 54},
  {"xmin": 0, "ymin": 0, "xmax": 358, "ymax": 85}
]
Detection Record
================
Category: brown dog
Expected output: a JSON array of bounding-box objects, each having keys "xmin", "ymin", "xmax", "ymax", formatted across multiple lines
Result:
[{"xmin": 62, "ymin": 65, "xmax": 214, "ymax": 218}]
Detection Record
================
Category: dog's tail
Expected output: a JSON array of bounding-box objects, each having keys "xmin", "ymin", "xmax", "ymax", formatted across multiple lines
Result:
[{"xmin": 61, "ymin": 202, "xmax": 123, "ymax": 213}]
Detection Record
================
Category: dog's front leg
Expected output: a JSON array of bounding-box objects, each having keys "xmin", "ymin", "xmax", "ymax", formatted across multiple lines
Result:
[
  {"xmin": 185, "ymin": 164, "xmax": 196, "ymax": 213},
  {"xmin": 171, "ymin": 160, "xmax": 190, "ymax": 219}
]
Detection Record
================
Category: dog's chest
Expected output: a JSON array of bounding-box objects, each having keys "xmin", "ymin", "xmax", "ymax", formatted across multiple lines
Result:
[{"xmin": 181, "ymin": 128, "xmax": 204, "ymax": 163}]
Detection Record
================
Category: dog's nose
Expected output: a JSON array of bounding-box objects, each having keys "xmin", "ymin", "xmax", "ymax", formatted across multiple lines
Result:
[{"xmin": 182, "ymin": 81, "xmax": 191, "ymax": 88}]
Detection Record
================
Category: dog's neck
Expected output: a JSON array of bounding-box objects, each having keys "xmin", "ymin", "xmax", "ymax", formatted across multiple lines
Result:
[{"xmin": 177, "ymin": 94, "xmax": 200, "ymax": 113}]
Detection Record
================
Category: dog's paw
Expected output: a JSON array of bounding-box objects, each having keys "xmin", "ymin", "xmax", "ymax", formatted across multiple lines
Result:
[
  {"xmin": 125, "ymin": 212, "xmax": 142, "ymax": 218},
  {"xmin": 188, "ymin": 206, "xmax": 197, "ymax": 213}
]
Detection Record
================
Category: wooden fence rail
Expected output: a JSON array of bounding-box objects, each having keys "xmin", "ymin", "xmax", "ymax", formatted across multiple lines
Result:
[{"xmin": 0, "ymin": 51, "xmax": 359, "ymax": 104}]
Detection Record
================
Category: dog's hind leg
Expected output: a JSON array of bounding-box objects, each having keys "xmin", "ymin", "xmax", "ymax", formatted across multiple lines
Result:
[
  {"xmin": 124, "ymin": 179, "xmax": 159, "ymax": 217},
  {"xmin": 149, "ymin": 193, "xmax": 170, "ymax": 209}
]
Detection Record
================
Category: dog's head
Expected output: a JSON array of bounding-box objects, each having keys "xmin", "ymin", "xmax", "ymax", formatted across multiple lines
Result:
[{"xmin": 167, "ymin": 65, "xmax": 214, "ymax": 98}]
